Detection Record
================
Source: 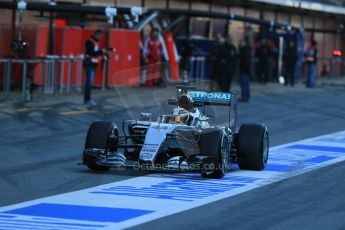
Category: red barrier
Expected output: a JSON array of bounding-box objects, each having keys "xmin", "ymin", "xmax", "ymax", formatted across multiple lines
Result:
[
  {"xmin": 64, "ymin": 27, "xmax": 83, "ymax": 86},
  {"xmin": 0, "ymin": 26, "xmax": 12, "ymax": 58},
  {"xmin": 122, "ymin": 30, "xmax": 141, "ymax": 85},
  {"xmin": 21, "ymin": 28, "xmax": 37, "ymax": 86},
  {"xmin": 0, "ymin": 26, "xmax": 141, "ymax": 89},
  {"xmin": 0, "ymin": 26, "xmax": 12, "ymax": 87},
  {"xmin": 34, "ymin": 26, "xmax": 48, "ymax": 85},
  {"xmin": 107, "ymin": 30, "xmax": 140, "ymax": 86},
  {"xmin": 164, "ymin": 32, "xmax": 180, "ymax": 81},
  {"xmin": 35, "ymin": 26, "xmax": 48, "ymax": 58},
  {"xmin": 55, "ymin": 27, "xmax": 83, "ymax": 86}
]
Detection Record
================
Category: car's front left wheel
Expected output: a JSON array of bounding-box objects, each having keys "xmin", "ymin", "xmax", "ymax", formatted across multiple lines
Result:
[{"xmin": 199, "ymin": 128, "xmax": 229, "ymax": 179}]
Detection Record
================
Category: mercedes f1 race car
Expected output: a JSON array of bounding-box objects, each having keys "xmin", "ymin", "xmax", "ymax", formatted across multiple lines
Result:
[{"xmin": 82, "ymin": 86, "xmax": 269, "ymax": 179}]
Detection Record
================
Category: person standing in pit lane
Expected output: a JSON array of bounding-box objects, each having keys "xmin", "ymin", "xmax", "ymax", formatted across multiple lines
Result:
[
  {"xmin": 283, "ymin": 40, "xmax": 297, "ymax": 87},
  {"xmin": 305, "ymin": 40, "xmax": 318, "ymax": 88},
  {"xmin": 83, "ymin": 29, "xmax": 105, "ymax": 106},
  {"xmin": 143, "ymin": 28, "xmax": 163, "ymax": 87},
  {"xmin": 210, "ymin": 34, "xmax": 224, "ymax": 91},
  {"xmin": 180, "ymin": 35, "xmax": 195, "ymax": 83},
  {"xmin": 219, "ymin": 35, "xmax": 238, "ymax": 92},
  {"xmin": 238, "ymin": 37, "xmax": 252, "ymax": 102},
  {"xmin": 255, "ymin": 37, "xmax": 272, "ymax": 84}
]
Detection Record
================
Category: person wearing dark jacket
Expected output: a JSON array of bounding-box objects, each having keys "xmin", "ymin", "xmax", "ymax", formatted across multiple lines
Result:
[
  {"xmin": 238, "ymin": 38, "xmax": 252, "ymax": 102},
  {"xmin": 255, "ymin": 38, "xmax": 271, "ymax": 84},
  {"xmin": 219, "ymin": 35, "xmax": 238, "ymax": 92},
  {"xmin": 83, "ymin": 29, "xmax": 105, "ymax": 106},
  {"xmin": 283, "ymin": 40, "xmax": 297, "ymax": 86},
  {"xmin": 180, "ymin": 36, "xmax": 195, "ymax": 82},
  {"xmin": 210, "ymin": 34, "xmax": 224, "ymax": 91}
]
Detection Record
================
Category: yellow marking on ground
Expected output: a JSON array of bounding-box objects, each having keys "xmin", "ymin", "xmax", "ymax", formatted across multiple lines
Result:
[
  {"xmin": 60, "ymin": 110, "xmax": 97, "ymax": 116},
  {"xmin": 16, "ymin": 107, "xmax": 51, "ymax": 113}
]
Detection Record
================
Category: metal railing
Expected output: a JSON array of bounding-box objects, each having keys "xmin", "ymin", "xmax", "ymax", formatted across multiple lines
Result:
[
  {"xmin": 0, "ymin": 58, "xmax": 12, "ymax": 100},
  {"xmin": 323, "ymin": 57, "xmax": 344, "ymax": 78},
  {"xmin": 0, "ymin": 54, "xmax": 344, "ymax": 101},
  {"xmin": 0, "ymin": 55, "xmax": 84, "ymax": 101}
]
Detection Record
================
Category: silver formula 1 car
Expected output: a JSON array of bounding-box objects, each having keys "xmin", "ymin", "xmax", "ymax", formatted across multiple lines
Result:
[{"xmin": 82, "ymin": 86, "xmax": 269, "ymax": 179}]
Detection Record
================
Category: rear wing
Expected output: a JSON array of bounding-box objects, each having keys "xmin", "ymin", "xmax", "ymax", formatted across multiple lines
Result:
[
  {"xmin": 171, "ymin": 86, "xmax": 237, "ymax": 130},
  {"xmin": 169, "ymin": 85, "xmax": 233, "ymax": 107},
  {"xmin": 188, "ymin": 90, "xmax": 231, "ymax": 106}
]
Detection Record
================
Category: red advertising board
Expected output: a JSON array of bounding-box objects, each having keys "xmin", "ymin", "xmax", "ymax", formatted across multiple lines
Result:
[
  {"xmin": 34, "ymin": 26, "xmax": 48, "ymax": 85},
  {"xmin": 163, "ymin": 32, "xmax": 180, "ymax": 81},
  {"xmin": 108, "ymin": 30, "xmax": 140, "ymax": 86},
  {"xmin": 57, "ymin": 27, "xmax": 83, "ymax": 86}
]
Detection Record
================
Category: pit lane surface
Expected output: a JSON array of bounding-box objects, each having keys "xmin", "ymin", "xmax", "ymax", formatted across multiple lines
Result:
[{"xmin": 0, "ymin": 83, "xmax": 345, "ymax": 229}]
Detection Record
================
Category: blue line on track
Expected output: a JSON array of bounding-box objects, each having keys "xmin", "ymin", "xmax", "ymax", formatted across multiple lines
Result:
[
  {"xmin": 285, "ymin": 144, "xmax": 345, "ymax": 153},
  {"xmin": 264, "ymin": 164, "xmax": 304, "ymax": 172},
  {"xmin": 4, "ymin": 203, "xmax": 154, "ymax": 223},
  {"xmin": 305, "ymin": 155, "xmax": 336, "ymax": 163}
]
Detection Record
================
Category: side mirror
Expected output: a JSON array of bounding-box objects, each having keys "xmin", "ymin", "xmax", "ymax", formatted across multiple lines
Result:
[
  {"xmin": 140, "ymin": 112, "xmax": 152, "ymax": 121},
  {"xmin": 157, "ymin": 115, "xmax": 170, "ymax": 123}
]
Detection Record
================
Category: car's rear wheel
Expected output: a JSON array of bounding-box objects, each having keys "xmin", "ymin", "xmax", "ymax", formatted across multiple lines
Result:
[
  {"xmin": 199, "ymin": 128, "xmax": 229, "ymax": 179},
  {"xmin": 84, "ymin": 121, "xmax": 118, "ymax": 171},
  {"xmin": 237, "ymin": 124, "xmax": 269, "ymax": 170}
]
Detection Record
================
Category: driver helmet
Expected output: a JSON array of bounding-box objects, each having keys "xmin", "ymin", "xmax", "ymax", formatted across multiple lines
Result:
[{"xmin": 171, "ymin": 108, "xmax": 190, "ymax": 124}]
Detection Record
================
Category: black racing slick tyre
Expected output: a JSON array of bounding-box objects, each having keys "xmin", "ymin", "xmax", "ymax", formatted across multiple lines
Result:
[
  {"xmin": 237, "ymin": 124, "xmax": 269, "ymax": 170},
  {"xmin": 199, "ymin": 128, "xmax": 228, "ymax": 179},
  {"xmin": 84, "ymin": 121, "xmax": 118, "ymax": 171}
]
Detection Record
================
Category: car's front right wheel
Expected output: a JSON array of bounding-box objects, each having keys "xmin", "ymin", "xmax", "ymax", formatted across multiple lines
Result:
[{"xmin": 83, "ymin": 121, "xmax": 118, "ymax": 171}]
